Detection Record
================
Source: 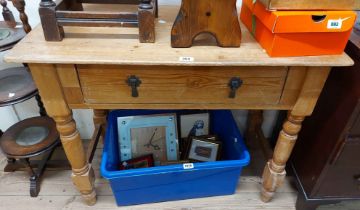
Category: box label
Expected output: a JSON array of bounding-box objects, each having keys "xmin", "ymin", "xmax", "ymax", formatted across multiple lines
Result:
[
  {"xmin": 327, "ymin": 17, "xmax": 351, "ymax": 29},
  {"xmin": 183, "ymin": 163, "xmax": 194, "ymax": 170}
]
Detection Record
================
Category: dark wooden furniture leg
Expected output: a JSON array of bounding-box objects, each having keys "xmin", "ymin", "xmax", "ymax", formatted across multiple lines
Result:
[
  {"xmin": 12, "ymin": 0, "xmax": 32, "ymax": 33},
  {"xmin": 155, "ymin": 0, "xmax": 158, "ymax": 18},
  {"xmin": 35, "ymin": 94, "xmax": 47, "ymax": 117},
  {"xmin": 87, "ymin": 110, "xmax": 108, "ymax": 163},
  {"xmin": 138, "ymin": 0, "xmax": 155, "ymax": 43},
  {"xmin": 20, "ymin": 158, "xmax": 39, "ymax": 197},
  {"xmin": 1, "ymin": 0, "xmax": 15, "ymax": 23},
  {"xmin": 245, "ymin": 110, "xmax": 273, "ymax": 159},
  {"xmin": 33, "ymin": 142, "xmax": 58, "ymax": 197},
  {"xmin": 0, "ymin": 130, "xmax": 17, "ymax": 172},
  {"xmin": 171, "ymin": 0, "xmax": 241, "ymax": 48},
  {"xmin": 39, "ymin": 0, "xmax": 64, "ymax": 41},
  {"xmin": 1, "ymin": 130, "xmax": 19, "ymax": 173},
  {"xmin": 93, "ymin": 109, "xmax": 108, "ymax": 139},
  {"xmin": 3, "ymin": 158, "xmax": 18, "ymax": 172},
  {"xmin": 21, "ymin": 152, "xmax": 55, "ymax": 197}
]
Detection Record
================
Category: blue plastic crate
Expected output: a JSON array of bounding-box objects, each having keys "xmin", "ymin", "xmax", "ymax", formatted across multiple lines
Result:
[{"xmin": 101, "ymin": 110, "xmax": 250, "ymax": 206}]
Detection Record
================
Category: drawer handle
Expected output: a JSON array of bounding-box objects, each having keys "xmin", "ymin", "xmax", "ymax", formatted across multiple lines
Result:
[
  {"xmin": 126, "ymin": 75, "xmax": 142, "ymax": 97},
  {"xmin": 228, "ymin": 77, "xmax": 243, "ymax": 98}
]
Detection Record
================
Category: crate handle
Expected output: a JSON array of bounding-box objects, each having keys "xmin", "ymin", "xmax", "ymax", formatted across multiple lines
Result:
[{"xmin": 312, "ymin": 15, "xmax": 327, "ymax": 23}]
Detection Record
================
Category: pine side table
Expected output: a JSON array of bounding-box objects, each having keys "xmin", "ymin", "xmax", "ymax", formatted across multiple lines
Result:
[{"xmin": 4, "ymin": 5, "xmax": 354, "ymax": 206}]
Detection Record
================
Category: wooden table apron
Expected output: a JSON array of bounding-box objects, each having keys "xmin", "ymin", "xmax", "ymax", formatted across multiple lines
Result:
[{"xmin": 4, "ymin": 5, "xmax": 353, "ymax": 206}]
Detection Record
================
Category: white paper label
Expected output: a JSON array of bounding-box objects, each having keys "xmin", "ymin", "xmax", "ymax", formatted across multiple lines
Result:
[
  {"xmin": 8, "ymin": 93, "xmax": 15, "ymax": 98},
  {"xmin": 327, "ymin": 19, "xmax": 342, "ymax": 29},
  {"xmin": 327, "ymin": 17, "xmax": 351, "ymax": 29},
  {"xmin": 179, "ymin": 56, "xmax": 194, "ymax": 62},
  {"xmin": 183, "ymin": 163, "xmax": 194, "ymax": 170}
]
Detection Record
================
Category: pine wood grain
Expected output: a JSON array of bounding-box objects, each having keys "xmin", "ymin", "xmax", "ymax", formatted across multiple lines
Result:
[
  {"xmin": 4, "ymin": 6, "xmax": 353, "ymax": 67},
  {"xmin": 2, "ymin": 4, "xmax": 352, "ymax": 207},
  {"xmin": 29, "ymin": 63, "xmax": 96, "ymax": 205},
  {"xmin": 77, "ymin": 65, "xmax": 287, "ymax": 105},
  {"xmin": 57, "ymin": 64, "xmax": 84, "ymax": 104},
  {"xmin": 171, "ymin": 0, "xmax": 241, "ymax": 47}
]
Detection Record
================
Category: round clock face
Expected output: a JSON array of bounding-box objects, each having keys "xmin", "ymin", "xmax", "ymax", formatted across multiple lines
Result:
[{"xmin": 131, "ymin": 126, "xmax": 167, "ymax": 164}]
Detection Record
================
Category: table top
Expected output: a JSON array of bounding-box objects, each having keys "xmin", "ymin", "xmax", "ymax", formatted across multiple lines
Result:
[{"xmin": 4, "ymin": 5, "xmax": 353, "ymax": 67}]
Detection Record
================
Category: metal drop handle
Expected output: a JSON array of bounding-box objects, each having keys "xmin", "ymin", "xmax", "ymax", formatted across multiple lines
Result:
[
  {"xmin": 126, "ymin": 75, "xmax": 142, "ymax": 97},
  {"xmin": 228, "ymin": 77, "xmax": 243, "ymax": 98}
]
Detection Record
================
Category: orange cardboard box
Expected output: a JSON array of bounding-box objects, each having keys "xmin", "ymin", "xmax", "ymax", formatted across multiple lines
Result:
[
  {"xmin": 259, "ymin": 0, "xmax": 360, "ymax": 11},
  {"xmin": 240, "ymin": 0, "xmax": 357, "ymax": 57}
]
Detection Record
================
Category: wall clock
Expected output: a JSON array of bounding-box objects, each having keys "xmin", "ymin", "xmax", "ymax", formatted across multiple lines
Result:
[{"xmin": 117, "ymin": 114, "xmax": 178, "ymax": 165}]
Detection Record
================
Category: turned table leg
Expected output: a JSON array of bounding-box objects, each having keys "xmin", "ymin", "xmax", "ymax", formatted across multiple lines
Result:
[
  {"xmin": 29, "ymin": 64, "xmax": 96, "ymax": 205},
  {"xmin": 260, "ymin": 66, "xmax": 331, "ymax": 202},
  {"xmin": 54, "ymin": 113, "xmax": 96, "ymax": 205},
  {"xmin": 261, "ymin": 114, "xmax": 304, "ymax": 202}
]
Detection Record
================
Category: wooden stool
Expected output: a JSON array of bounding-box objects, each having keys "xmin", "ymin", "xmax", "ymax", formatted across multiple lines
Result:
[
  {"xmin": 0, "ymin": 67, "xmax": 64, "ymax": 197},
  {"xmin": 0, "ymin": 117, "xmax": 60, "ymax": 197},
  {"xmin": 0, "ymin": 67, "xmax": 38, "ymax": 106},
  {"xmin": 171, "ymin": 0, "xmax": 241, "ymax": 48},
  {"xmin": 0, "ymin": 0, "xmax": 69, "ymax": 198},
  {"xmin": 0, "ymin": 0, "xmax": 26, "ymax": 51},
  {"xmin": 38, "ymin": 0, "xmax": 158, "ymax": 43}
]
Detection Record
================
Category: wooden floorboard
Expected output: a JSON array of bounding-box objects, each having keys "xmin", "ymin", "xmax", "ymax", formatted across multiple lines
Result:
[{"xmin": 0, "ymin": 140, "xmax": 297, "ymax": 210}]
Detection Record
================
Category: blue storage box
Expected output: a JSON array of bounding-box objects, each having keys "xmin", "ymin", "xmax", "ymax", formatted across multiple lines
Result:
[{"xmin": 101, "ymin": 110, "xmax": 250, "ymax": 206}]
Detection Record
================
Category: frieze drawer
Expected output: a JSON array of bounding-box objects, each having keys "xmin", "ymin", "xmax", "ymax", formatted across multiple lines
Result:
[{"xmin": 77, "ymin": 65, "xmax": 287, "ymax": 105}]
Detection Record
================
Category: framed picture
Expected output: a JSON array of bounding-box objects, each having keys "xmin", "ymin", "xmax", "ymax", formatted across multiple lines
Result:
[
  {"xmin": 119, "ymin": 154, "xmax": 154, "ymax": 170},
  {"xmin": 179, "ymin": 112, "xmax": 210, "ymax": 138},
  {"xmin": 187, "ymin": 137, "xmax": 222, "ymax": 162},
  {"xmin": 117, "ymin": 114, "xmax": 179, "ymax": 165}
]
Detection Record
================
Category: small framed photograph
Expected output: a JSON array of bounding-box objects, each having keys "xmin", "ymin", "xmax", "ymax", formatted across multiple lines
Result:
[
  {"xmin": 119, "ymin": 154, "xmax": 154, "ymax": 170},
  {"xmin": 187, "ymin": 137, "xmax": 222, "ymax": 162},
  {"xmin": 117, "ymin": 114, "xmax": 179, "ymax": 166},
  {"xmin": 179, "ymin": 112, "xmax": 210, "ymax": 138}
]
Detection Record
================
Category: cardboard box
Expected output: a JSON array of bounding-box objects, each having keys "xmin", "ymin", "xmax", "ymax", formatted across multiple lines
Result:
[
  {"xmin": 259, "ymin": 0, "xmax": 360, "ymax": 11},
  {"xmin": 241, "ymin": 0, "xmax": 357, "ymax": 57}
]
